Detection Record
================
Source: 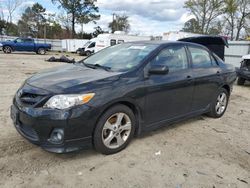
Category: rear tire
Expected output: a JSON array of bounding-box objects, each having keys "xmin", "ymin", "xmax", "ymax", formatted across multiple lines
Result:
[
  {"xmin": 207, "ymin": 88, "xmax": 229, "ymax": 118},
  {"xmin": 37, "ymin": 48, "xmax": 46, "ymax": 55},
  {"xmin": 237, "ymin": 77, "xmax": 245, "ymax": 85},
  {"xmin": 94, "ymin": 104, "xmax": 136, "ymax": 155},
  {"xmin": 3, "ymin": 46, "xmax": 12, "ymax": 53}
]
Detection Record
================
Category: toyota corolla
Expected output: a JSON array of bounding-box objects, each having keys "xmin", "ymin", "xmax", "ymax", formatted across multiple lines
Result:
[{"xmin": 11, "ymin": 40, "xmax": 236, "ymax": 154}]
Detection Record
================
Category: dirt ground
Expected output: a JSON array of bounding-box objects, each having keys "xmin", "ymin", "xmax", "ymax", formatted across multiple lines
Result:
[{"xmin": 0, "ymin": 52, "xmax": 249, "ymax": 188}]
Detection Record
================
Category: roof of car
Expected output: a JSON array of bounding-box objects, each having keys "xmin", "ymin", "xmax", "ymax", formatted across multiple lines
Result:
[
  {"xmin": 127, "ymin": 40, "xmax": 206, "ymax": 49},
  {"xmin": 127, "ymin": 40, "xmax": 199, "ymax": 46}
]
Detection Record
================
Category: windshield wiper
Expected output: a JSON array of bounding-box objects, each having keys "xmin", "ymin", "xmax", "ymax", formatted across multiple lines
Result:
[{"xmin": 81, "ymin": 61, "xmax": 112, "ymax": 72}]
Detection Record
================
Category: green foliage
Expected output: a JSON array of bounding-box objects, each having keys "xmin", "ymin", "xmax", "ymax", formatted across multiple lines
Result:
[
  {"xmin": 0, "ymin": 19, "xmax": 18, "ymax": 36},
  {"xmin": 184, "ymin": 0, "xmax": 224, "ymax": 34},
  {"xmin": 52, "ymin": 0, "xmax": 100, "ymax": 37},
  {"xmin": 108, "ymin": 14, "xmax": 130, "ymax": 33},
  {"xmin": 182, "ymin": 18, "xmax": 201, "ymax": 33},
  {"xmin": 92, "ymin": 26, "xmax": 105, "ymax": 37},
  {"xmin": 183, "ymin": 0, "xmax": 250, "ymax": 39},
  {"xmin": 17, "ymin": 3, "xmax": 46, "ymax": 37}
]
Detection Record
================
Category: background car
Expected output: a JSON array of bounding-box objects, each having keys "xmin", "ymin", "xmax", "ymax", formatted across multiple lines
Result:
[
  {"xmin": 0, "ymin": 38, "xmax": 51, "ymax": 55},
  {"xmin": 236, "ymin": 54, "xmax": 250, "ymax": 85}
]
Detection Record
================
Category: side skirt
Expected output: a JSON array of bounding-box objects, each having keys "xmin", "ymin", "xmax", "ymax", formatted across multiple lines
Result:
[{"xmin": 140, "ymin": 107, "xmax": 210, "ymax": 134}]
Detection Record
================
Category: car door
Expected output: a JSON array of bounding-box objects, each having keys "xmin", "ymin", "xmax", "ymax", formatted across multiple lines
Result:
[
  {"xmin": 14, "ymin": 38, "xmax": 24, "ymax": 51},
  {"xmin": 144, "ymin": 44, "xmax": 194, "ymax": 126},
  {"xmin": 23, "ymin": 39, "xmax": 35, "ymax": 51},
  {"xmin": 187, "ymin": 45, "xmax": 222, "ymax": 112}
]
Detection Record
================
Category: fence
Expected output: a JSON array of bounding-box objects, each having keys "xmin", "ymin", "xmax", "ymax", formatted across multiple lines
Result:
[
  {"xmin": 225, "ymin": 41, "xmax": 250, "ymax": 67},
  {"xmin": 1, "ymin": 35, "xmax": 250, "ymax": 67}
]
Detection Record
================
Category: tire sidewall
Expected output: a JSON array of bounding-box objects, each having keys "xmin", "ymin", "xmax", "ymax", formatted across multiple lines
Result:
[
  {"xmin": 3, "ymin": 46, "xmax": 12, "ymax": 53},
  {"xmin": 237, "ymin": 77, "xmax": 245, "ymax": 85},
  {"xmin": 86, "ymin": 51, "xmax": 91, "ymax": 56},
  {"xmin": 38, "ymin": 48, "xmax": 46, "ymax": 55},
  {"xmin": 211, "ymin": 88, "xmax": 229, "ymax": 118},
  {"xmin": 94, "ymin": 105, "xmax": 136, "ymax": 155}
]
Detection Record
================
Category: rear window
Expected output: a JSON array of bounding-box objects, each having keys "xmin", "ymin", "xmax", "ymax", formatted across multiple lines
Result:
[
  {"xmin": 24, "ymin": 39, "xmax": 33, "ymax": 43},
  {"xmin": 189, "ymin": 47, "xmax": 212, "ymax": 68}
]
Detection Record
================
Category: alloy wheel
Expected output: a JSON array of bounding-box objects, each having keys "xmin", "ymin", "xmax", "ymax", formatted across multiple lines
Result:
[
  {"xmin": 102, "ymin": 112, "xmax": 132, "ymax": 149},
  {"xmin": 215, "ymin": 92, "xmax": 227, "ymax": 115},
  {"xmin": 4, "ymin": 46, "xmax": 11, "ymax": 53},
  {"xmin": 39, "ymin": 48, "xmax": 46, "ymax": 55}
]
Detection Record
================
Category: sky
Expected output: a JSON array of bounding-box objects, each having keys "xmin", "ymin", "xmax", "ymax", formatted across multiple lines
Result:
[{"xmin": 0, "ymin": 0, "xmax": 193, "ymax": 36}]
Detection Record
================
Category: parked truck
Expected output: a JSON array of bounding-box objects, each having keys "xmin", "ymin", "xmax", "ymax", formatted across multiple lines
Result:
[{"xmin": 0, "ymin": 38, "xmax": 51, "ymax": 55}]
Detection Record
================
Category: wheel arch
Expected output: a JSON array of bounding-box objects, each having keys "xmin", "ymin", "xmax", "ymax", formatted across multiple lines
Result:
[
  {"xmin": 221, "ymin": 84, "xmax": 231, "ymax": 95},
  {"xmin": 93, "ymin": 100, "xmax": 143, "ymax": 137},
  {"xmin": 3, "ymin": 45, "xmax": 13, "ymax": 50}
]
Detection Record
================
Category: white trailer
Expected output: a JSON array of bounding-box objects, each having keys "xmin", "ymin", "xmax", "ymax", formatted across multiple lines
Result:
[
  {"xmin": 81, "ymin": 33, "xmax": 151, "ymax": 56},
  {"xmin": 61, "ymin": 39, "xmax": 89, "ymax": 52}
]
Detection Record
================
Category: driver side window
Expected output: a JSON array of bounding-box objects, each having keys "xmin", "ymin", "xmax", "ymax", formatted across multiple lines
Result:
[
  {"xmin": 16, "ymin": 38, "xmax": 23, "ymax": 43},
  {"xmin": 150, "ymin": 45, "xmax": 188, "ymax": 73}
]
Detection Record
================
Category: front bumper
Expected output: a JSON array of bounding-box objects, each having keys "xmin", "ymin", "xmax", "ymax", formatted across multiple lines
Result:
[
  {"xmin": 236, "ymin": 68, "xmax": 250, "ymax": 80},
  {"xmin": 10, "ymin": 101, "xmax": 99, "ymax": 153}
]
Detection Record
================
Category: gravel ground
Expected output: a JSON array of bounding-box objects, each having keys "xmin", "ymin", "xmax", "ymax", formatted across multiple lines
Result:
[{"xmin": 0, "ymin": 52, "xmax": 249, "ymax": 188}]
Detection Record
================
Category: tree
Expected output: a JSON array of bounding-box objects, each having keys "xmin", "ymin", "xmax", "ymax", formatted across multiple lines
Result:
[
  {"xmin": 208, "ymin": 21, "xmax": 223, "ymax": 35},
  {"xmin": 182, "ymin": 18, "xmax": 201, "ymax": 33},
  {"xmin": 92, "ymin": 26, "xmax": 105, "ymax": 37},
  {"xmin": 223, "ymin": 0, "xmax": 250, "ymax": 40},
  {"xmin": 0, "ymin": 19, "xmax": 6, "ymax": 34},
  {"xmin": 184, "ymin": 0, "xmax": 224, "ymax": 34},
  {"xmin": 57, "ymin": 12, "xmax": 72, "ymax": 38},
  {"xmin": 4, "ymin": 0, "xmax": 25, "ymax": 23},
  {"xmin": 52, "ymin": 0, "xmax": 100, "ymax": 38},
  {"xmin": 108, "ymin": 14, "xmax": 130, "ymax": 33},
  {"xmin": 223, "ymin": 0, "xmax": 238, "ymax": 39},
  {"xmin": 235, "ymin": 0, "xmax": 250, "ymax": 40},
  {"xmin": 18, "ymin": 3, "xmax": 46, "ymax": 37}
]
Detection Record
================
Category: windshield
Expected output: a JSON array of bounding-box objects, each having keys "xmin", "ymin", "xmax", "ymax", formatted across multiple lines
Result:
[
  {"xmin": 84, "ymin": 41, "xmax": 92, "ymax": 47},
  {"xmin": 82, "ymin": 43, "xmax": 158, "ymax": 72}
]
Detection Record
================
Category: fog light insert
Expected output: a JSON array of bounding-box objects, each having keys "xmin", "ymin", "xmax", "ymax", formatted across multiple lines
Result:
[{"xmin": 48, "ymin": 128, "xmax": 64, "ymax": 144}]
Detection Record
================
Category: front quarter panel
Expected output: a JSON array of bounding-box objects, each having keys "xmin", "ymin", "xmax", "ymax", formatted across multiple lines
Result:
[{"xmin": 87, "ymin": 71, "xmax": 146, "ymax": 126}]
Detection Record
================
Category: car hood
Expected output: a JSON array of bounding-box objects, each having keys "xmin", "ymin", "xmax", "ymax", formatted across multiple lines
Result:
[{"xmin": 26, "ymin": 64, "xmax": 122, "ymax": 93}]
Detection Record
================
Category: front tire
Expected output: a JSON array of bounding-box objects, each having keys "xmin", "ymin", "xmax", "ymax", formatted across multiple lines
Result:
[
  {"xmin": 237, "ymin": 77, "xmax": 245, "ymax": 85},
  {"xmin": 3, "ymin": 46, "xmax": 12, "ymax": 53},
  {"xmin": 94, "ymin": 104, "xmax": 136, "ymax": 155},
  {"xmin": 207, "ymin": 88, "xmax": 229, "ymax": 118}
]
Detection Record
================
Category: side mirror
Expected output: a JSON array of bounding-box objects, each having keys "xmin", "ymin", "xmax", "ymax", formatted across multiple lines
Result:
[{"xmin": 148, "ymin": 65, "xmax": 169, "ymax": 75}]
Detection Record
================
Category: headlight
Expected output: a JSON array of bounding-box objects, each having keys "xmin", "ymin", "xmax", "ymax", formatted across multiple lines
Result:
[
  {"xmin": 0, "ymin": 43, "xmax": 2, "ymax": 47},
  {"xmin": 44, "ymin": 93, "xmax": 95, "ymax": 109}
]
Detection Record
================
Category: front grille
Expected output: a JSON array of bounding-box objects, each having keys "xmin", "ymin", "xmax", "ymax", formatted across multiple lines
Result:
[{"xmin": 17, "ymin": 91, "xmax": 47, "ymax": 107}]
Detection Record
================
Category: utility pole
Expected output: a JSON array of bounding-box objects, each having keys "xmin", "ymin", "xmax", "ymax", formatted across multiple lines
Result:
[{"xmin": 112, "ymin": 13, "xmax": 117, "ymax": 33}]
